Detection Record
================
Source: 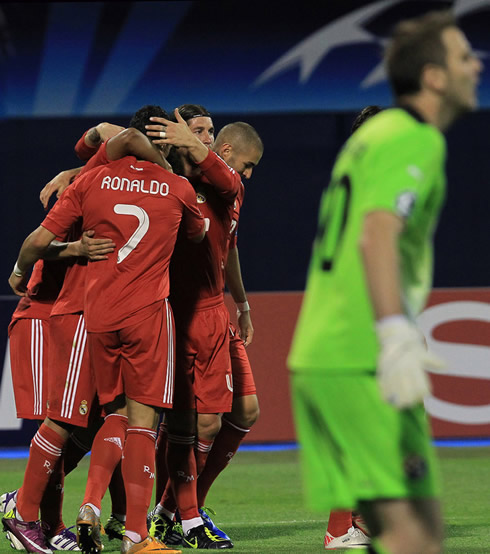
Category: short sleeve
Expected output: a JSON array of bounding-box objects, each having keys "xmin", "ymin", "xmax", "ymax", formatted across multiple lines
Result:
[
  {"xmin": 361, "ymin": 127, "xmax": 445, "ymax": 220},
  {"xmin": 42, "ymin": 181, "xmax": 84, "ymax": 237}
]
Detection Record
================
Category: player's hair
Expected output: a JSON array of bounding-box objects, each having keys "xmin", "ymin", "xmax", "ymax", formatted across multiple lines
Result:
[
  {"xmin": 214, "ymin": 122, "xmax": 264, "ymax": 154},
  {"xmin": 129, "ymin": 105, "xmax": 169, "ymax": 134},
  {"xmin": 174, "ymin": 104, "xmax": 211, "ymax": 123},
  {"xmin": 351, "ymin": 105, "xmax": 382, "ymax": 134},
  {"xmin": 385, "ymin": 10, "xmax": 457, "ymax": 97}
]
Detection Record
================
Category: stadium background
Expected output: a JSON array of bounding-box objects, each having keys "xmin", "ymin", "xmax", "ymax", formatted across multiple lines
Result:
[{"xmin": 0, "ymin": 0, "xmax": 488, "ymax": 447}]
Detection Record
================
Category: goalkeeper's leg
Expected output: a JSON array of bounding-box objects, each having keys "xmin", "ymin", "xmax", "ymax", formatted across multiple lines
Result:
[{"xmin": 358, "ymin": 497, "xmax": 443, "ymax": 553}]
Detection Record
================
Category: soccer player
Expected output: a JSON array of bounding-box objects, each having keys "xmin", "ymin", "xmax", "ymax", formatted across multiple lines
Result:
[
  {"xmin": 288, "ymin": 11, "xmax": 482, "ymax": 554},
  {"xmin": 1, "ymin": 229, "xmax": 117, "ymax": 553},
  {"xmin": 195, "ymin": 122, "xmax": 262, "ymax": 520},
  {"xmin": 145, "ymin": 106, "xmax": 263, "ymax": 549},
  {"xmin": 7, "ymin": 117, "xmax": 204, "ymax": 554},
  {"xmin": 322, "ymin": 106, "xmax": 384, "ymax": 551},
  {"xmin": 150, "ymin": 122, "xmax": 263, "ymax": 544}
]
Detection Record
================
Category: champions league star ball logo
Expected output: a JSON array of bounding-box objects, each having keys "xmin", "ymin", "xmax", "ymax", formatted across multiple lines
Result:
[{"xmin": 253, "ymin": 0, "xmax": 490, "ymax": 90}]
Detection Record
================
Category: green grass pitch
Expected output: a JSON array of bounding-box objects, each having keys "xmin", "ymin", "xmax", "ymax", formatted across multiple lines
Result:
[{"xmin": 0, "ymin": 447, "xmax": 489, "ymax": 552}]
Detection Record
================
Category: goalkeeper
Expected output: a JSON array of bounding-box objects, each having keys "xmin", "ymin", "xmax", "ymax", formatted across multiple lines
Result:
[{"xmin": 288, "ymin": 10, "xmax": 482, "ymax": 554}]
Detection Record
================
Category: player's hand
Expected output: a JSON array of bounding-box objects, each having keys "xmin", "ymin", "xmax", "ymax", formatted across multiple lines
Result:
[
  {"xmin": 79, "ymin": 230, "xmax": 116, "ymax": 261},
  {"xmin": 237, "ymin": 310, "xmax": 254, "ymax": 347},
  {"xmin": 40, "ymin": 167, "xmax": 80, "ymax": 209},
  {"xmin": 9, "ymin": 272, "xmax": 28, "ymax": 297},
  {"xmin": 376, "ymin": 316, "xmax": 445, "ymax": 409},
  {"xmin": 146, "ymin": 109, "xmax": 200, "ymax": 149}
]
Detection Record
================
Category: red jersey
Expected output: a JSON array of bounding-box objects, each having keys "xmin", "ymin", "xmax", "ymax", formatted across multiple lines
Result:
[
  {"xmin": 50, "ymin": 260, "xmax": 87, "ymax": 316},
  {"xmin": 77, "ymin": 141, "xmax": 111, "ymax": 176},
  {"xmin": 11, "ymin": 259, "xmax": 67, "ymax": 322},
  {"xmin": 170, "ymin": 151, "xmax": 243, "ymax": 312},
  {"xmin": 42, "ymin": 156, "xmax": 204, "ymax": 332}
]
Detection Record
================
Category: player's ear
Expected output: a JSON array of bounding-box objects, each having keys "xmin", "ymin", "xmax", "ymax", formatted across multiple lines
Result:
[
  {"xmin": 219, "ymin": 143, "xmax": 233, "ymax": 161},
  {"xmin": 422, "ymin": 63, "xmax": 447, "ymax": 94}
]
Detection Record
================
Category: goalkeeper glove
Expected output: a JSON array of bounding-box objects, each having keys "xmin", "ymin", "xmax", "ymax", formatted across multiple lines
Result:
[{"xmin": 376, "ymin": 315, "xmax": 445, "ymax": 409}]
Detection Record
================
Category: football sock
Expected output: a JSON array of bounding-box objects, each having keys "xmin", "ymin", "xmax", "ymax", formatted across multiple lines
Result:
[
  {"xmin": 182, "ymin": 517, "xmax": 203, "ymax": 535},
  {"xmin": 194, "ymin": 436, "xmax": 214, "ymax": 476},
  {"xmin": 40, "ymin": 455, "xmax": 65, "ymax": 536},
  {"xmin": 81, "ymin": 414, "xmax": 128, "ymax": 509},
  {"xmin": 109, "ymin": 461, "xmax": 126, "ymax": 517},
  {"xmin": 197, "ymin": 417, "xmax": 249, "ymax": 507},
  {"xmin": 165, "ymin": 433, "xmax": 199, "ymax": 520},
  {"xmin": 155, "ymin": 422, "xmax": 169, "ymax": 502},
  {"xmin": 17, "ymin": 424, "xmax": 65, "ymax": 522},
  {"xmin": 122, "ymin": 427, "xmax": 157, "ymax": 540},
  {"xmin": 154, "ymin": 504, "xmax": 175, "ymax": 521},
  {"xmin": 327, "ymin": 510, "xmax": 353, "ymax": 537},
  {"xmin": 352, "ymin": 510, "xmax": 370, "ymax": 536}
]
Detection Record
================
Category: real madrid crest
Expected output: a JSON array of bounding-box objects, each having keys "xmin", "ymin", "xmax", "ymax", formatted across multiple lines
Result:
[{"xmin": 79, "ymin": 400, "xmax": 88, "ymax": 416}]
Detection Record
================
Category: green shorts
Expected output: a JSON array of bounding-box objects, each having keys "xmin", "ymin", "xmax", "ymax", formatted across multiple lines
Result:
[{"xmin": 290, "ymin": 371, "xmax": 440, "ymax": 513}]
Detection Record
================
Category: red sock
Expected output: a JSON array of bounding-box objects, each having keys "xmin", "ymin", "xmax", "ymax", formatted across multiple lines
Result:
[
  {"xmin": 197, "ymin": 418, "xmax": 249, "ymax": 507},
  {"xmin": 327, "ymin": 510, "xmax": 353, "ymax": 537},
  {"xmin": 82, "ymin": 414, "xmax": 128, "ymax": 508},
  {"xmin": 17, "ymin": 424, "xmax": 65, "ymax": 522},
  {"xmin": 122, "ymin": 427, "xmax": 157, "ymax": 539},
  {"xmin": 352, "ymin": 511, "xmax": 370, "ymax": 536},
  {"xmin": 155, "ymin": 422, "xmax": 168, "ymax": 503},
  {"xmin": 40, "ymin": 455, "xmax": 65, "ymax": 536},
  {"xmin": 109, "ymin": 461, "xmax": 126, "ymax": 516},
  {"xmin": 165, "ymin": 433, "xmax": 198, "ymax": 520},
  {"xmin": 194, "ymin": 437, "xmax": 214, "ymax": 476}
]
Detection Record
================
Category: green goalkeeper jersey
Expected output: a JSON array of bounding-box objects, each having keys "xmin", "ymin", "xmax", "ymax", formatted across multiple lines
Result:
[{"xmin": 288, "ymin": 108, "xmax": 446, "ymax": 372}]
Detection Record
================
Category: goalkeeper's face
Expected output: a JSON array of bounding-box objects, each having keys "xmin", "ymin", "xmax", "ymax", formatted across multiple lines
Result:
[{"xmin": 441, "ymin": 27, "xmax": 482, "ymax": 114}]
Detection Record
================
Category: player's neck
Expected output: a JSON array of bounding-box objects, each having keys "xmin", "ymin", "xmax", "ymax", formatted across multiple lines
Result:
[{"xmin": 399, "ymin": 92, "xmax": 457, "ymax": 132}]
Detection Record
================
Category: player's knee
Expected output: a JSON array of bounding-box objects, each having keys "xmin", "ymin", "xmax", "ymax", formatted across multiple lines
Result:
[
  {"xmin": 197, "ymin": 413, "xmax": 222, "ymax": 440},
  {"xmin": 44, "ymin": 417, "xmax": 72, "ymax": 440},
  {"xmin": 230, "ymin": 395, "xmax": 260, "ymax": 428}
]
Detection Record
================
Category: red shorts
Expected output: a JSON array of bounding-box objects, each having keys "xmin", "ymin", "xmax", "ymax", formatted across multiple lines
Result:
[
  {"xmin": 88, "ymin": 299, "xmax": 175, "ymax": 408},
  {"xmin": 47, "ymin": 313, "xmax": 96, "ymax": 428},
  {"xmin": 8, "ymin": 318, "xmax": 49, "ymax": 420},
  {"xmin": 229, "ymin": 324, "xmax": 256, "ymax": 398},
  {"xmin": 173, "ymin": 298, "xmax": 232, "ymax": 413}
]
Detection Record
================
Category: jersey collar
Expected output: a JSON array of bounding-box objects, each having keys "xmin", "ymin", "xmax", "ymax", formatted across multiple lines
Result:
[{"xmin": 397, "ymin": 104, "xmax": 427, "ymax": 124}]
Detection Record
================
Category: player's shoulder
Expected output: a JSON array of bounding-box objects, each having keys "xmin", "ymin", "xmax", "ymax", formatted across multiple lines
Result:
[{"xmin": 365, "ymin": 107, "xmax": 444, "ymax": 151}]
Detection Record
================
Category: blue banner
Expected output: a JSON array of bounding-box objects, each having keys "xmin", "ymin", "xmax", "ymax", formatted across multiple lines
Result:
[{"xmin": 1, "ymin": 0, "xmax": 490, "ymax": 117}]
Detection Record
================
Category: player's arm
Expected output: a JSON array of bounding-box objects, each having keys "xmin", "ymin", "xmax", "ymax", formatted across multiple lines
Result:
[
  {"xmin": 145, "ymin": 109, "xmax": 209, "ymax": 164},
  {"xmin": 197, "ymin": 149, "xmax": 241, "ymax": 198},
  {"xmin": 43, "ymin": 230, "xmax": 115, "ymax": 261},
  {"xmin": 359, "ymin": 210, "xmax": 443, "ymax": 408},
  {"xmin": 105, "ymin": 127, "xmax": 171, "ymax": 170},
  {"xmin": 9, "ymin": 226, "xmax": 57, "ymax": 296},
  {"xmin": 225, "ymin": 247, "xmax": 253, "ymax": 346},
  {"xmin": 40, "ymin": 166, "xmax": 83, "ymax": 209},
  {"xmin": 75, "ymin": 122, "xmax": 125, "ymax": 160},
  {"xmin": 359, "ymin": 210, "xmax": 404, "ymax": 319}
]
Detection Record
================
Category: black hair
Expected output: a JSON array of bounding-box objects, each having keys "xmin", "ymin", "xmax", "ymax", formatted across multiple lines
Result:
[
  {"xmin": 351, "ymin": 105, "xmax": 382, "ymax": 134},
  {"xmin": 129, "ymin": 105, "xmax": 169, "ymax": 134}
]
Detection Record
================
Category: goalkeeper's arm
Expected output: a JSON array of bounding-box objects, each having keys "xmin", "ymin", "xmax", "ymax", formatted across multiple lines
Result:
[{"xmin": 359, "ymin": 210, "xmax": 443, "ymax": 408}]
